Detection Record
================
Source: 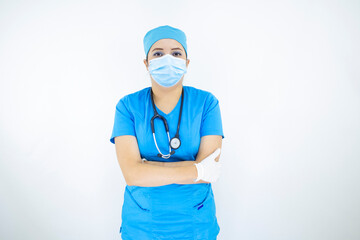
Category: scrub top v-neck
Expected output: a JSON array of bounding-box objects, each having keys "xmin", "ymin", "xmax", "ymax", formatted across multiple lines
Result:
[
  {"xmin": 153, "ymin": 90, "xmax": 182, "ymax": 116},
  {"xmin": 110, "ymin": 85, "xmax": 224, "ymax": 240}
]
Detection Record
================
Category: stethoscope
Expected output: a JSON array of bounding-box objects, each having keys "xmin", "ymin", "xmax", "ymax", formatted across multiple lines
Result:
[{"xmin": 150, "ymin": 87, "xmax": 184, "ymax": 159}]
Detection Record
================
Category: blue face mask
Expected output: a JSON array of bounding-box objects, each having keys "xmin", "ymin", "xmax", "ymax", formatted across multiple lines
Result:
[{"xmin": 148, "ymin": 54, "xmax": 187, "ymax": 87}]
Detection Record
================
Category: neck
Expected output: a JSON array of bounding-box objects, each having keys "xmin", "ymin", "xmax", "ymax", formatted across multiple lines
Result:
[{"xmin": 151, "ymin": 80, "xmax": 183, "ymax": 104}]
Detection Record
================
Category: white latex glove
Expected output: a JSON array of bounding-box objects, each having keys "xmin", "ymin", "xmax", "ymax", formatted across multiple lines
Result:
[{"xmin": 194, "ymin": 148, "xmax": 222, "ymax": 183}]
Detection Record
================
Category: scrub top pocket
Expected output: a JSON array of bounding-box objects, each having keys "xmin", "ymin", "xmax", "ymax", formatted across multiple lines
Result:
[
  {"xmin": 192, "ymin": 186, "xmax": 220, "ymax": 240},
  {"xmin": 125, "ymin": 186, "xmax": 151, "ymax": 212},
  {"xmin": 120, "ymin": 187, "xmax": 153, "ymax": 240}
]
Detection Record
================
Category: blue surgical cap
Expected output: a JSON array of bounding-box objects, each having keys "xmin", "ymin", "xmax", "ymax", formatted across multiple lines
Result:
[{"xmin": 143, "ymin": 25, "xmax": 187, "ymax": 59}]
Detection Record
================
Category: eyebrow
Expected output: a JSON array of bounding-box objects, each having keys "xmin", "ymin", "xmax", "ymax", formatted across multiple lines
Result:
[{"xmin": 152, "ymin": 48, "xmax": 183, "ymax": 52}]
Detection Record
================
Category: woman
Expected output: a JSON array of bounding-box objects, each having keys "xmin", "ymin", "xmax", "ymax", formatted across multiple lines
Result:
[{"xmin": 110, "ymin": 25, "xmax": 225, "ymax": 240}]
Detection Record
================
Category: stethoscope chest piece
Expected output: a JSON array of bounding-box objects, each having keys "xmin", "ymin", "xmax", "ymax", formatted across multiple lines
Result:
[{"xmin": 170, "ymin": 137, "xmax": 181, "ymax": 149}]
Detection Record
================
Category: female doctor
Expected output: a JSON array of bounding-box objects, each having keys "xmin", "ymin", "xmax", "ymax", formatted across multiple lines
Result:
[{"xmin": 110, "ymin": 25, "xmax": 224, "ymax": 240}]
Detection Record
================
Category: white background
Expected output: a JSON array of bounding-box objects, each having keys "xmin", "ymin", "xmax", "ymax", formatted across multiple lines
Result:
[{"xmin": 1, "ymin": 0, "xmax": 359, "ymax": 239}]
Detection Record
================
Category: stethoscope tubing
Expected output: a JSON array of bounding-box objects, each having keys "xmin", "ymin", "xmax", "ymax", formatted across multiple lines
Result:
[{"xmin": 150, "ymin": 87, "xmax": 184, "ymax": 158}]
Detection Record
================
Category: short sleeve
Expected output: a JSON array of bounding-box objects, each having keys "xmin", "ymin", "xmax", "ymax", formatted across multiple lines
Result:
[
  {"xmin": 110, "ymin": 96, "xmax": 136, "ymax": 144},
  {"xmin": 200, "ymin": 93, "xmax": 225, "ymax": 139}
]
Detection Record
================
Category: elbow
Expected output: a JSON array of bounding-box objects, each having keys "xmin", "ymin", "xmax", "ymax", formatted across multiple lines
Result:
[
  {"xmin": 124, "ymin": 175, "xmax": 134, "ymax": 186},
  {"xmin": 123, "ymin": 162, "xmax": 141, "ymax": 186}
]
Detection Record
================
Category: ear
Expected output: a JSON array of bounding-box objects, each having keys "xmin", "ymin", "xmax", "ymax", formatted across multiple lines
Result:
[
  {"xmin": 186, "ymin": 58, "xmax": 190, "ymax": 67},
  {"xmin": 143, "ymin": 59, "xmax": 149, "ymax": 70}
]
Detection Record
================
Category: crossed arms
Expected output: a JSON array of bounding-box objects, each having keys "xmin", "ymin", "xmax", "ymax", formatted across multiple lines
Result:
[{"xmin": 114, "ymin": 135, "xmax": 222, "ymax": 187}]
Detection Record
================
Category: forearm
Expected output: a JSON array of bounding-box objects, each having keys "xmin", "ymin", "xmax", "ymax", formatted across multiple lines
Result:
[
  {"xmin": 144, "ymin": 160, "xmax": 195, "ymax": 167},
  {"xmin": 144, "ymin": 160, "xmax": 210, "ymax": 184},
  {"xmin": 128, "ymin": 162, "xmax": 198, "ymax": 187}
]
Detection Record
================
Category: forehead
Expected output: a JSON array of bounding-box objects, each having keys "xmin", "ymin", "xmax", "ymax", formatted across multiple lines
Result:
[{"xmin": 150, "ymin": 38, "xmax": 184, "ymax": 50}]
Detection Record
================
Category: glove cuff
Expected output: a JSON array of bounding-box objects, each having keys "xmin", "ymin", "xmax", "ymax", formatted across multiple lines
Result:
[{"xmin": 194, "ymin": 163, "xmax": 204, "ymax": 182}]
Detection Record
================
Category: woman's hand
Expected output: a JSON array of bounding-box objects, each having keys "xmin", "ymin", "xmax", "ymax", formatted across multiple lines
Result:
[{"xmin": 194, "ymin": 148, "xmax": 222, "ymax": 183}]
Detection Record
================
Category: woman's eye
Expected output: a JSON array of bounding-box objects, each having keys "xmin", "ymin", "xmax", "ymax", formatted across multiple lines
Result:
[
  {"xmin": 153, "ymin": 51, "xmax": 163, "ymax": 57},
  {"xmin": 172, "ymin": 51, "xmax": 182, "ymax": 57}
]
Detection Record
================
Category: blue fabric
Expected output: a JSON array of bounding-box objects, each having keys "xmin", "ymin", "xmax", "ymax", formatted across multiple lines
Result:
[
  {"xmin": 110, "ymin": 85, "xmax": 224, "ymax": 239},
  {"xmin": 143, "ymin": 25, "xmax": 188, "ymax": 59}
]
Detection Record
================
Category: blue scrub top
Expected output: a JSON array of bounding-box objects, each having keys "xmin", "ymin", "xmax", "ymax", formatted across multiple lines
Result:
[{"xmin": 110, "ymin": 85, "xmax": 224, "ymax": 240}]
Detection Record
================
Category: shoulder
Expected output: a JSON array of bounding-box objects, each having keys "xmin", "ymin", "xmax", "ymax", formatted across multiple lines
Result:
[
  {"xmin": 184, "ymin": 85, "xmax": 219, "ymax": 105},
  {"xmin": 116, "ymin": 87, "xmax": 151, "ymax": 107},
  {"xmin": 184, "ymin": 85, "xmax": 217, "ymax": 100}
]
